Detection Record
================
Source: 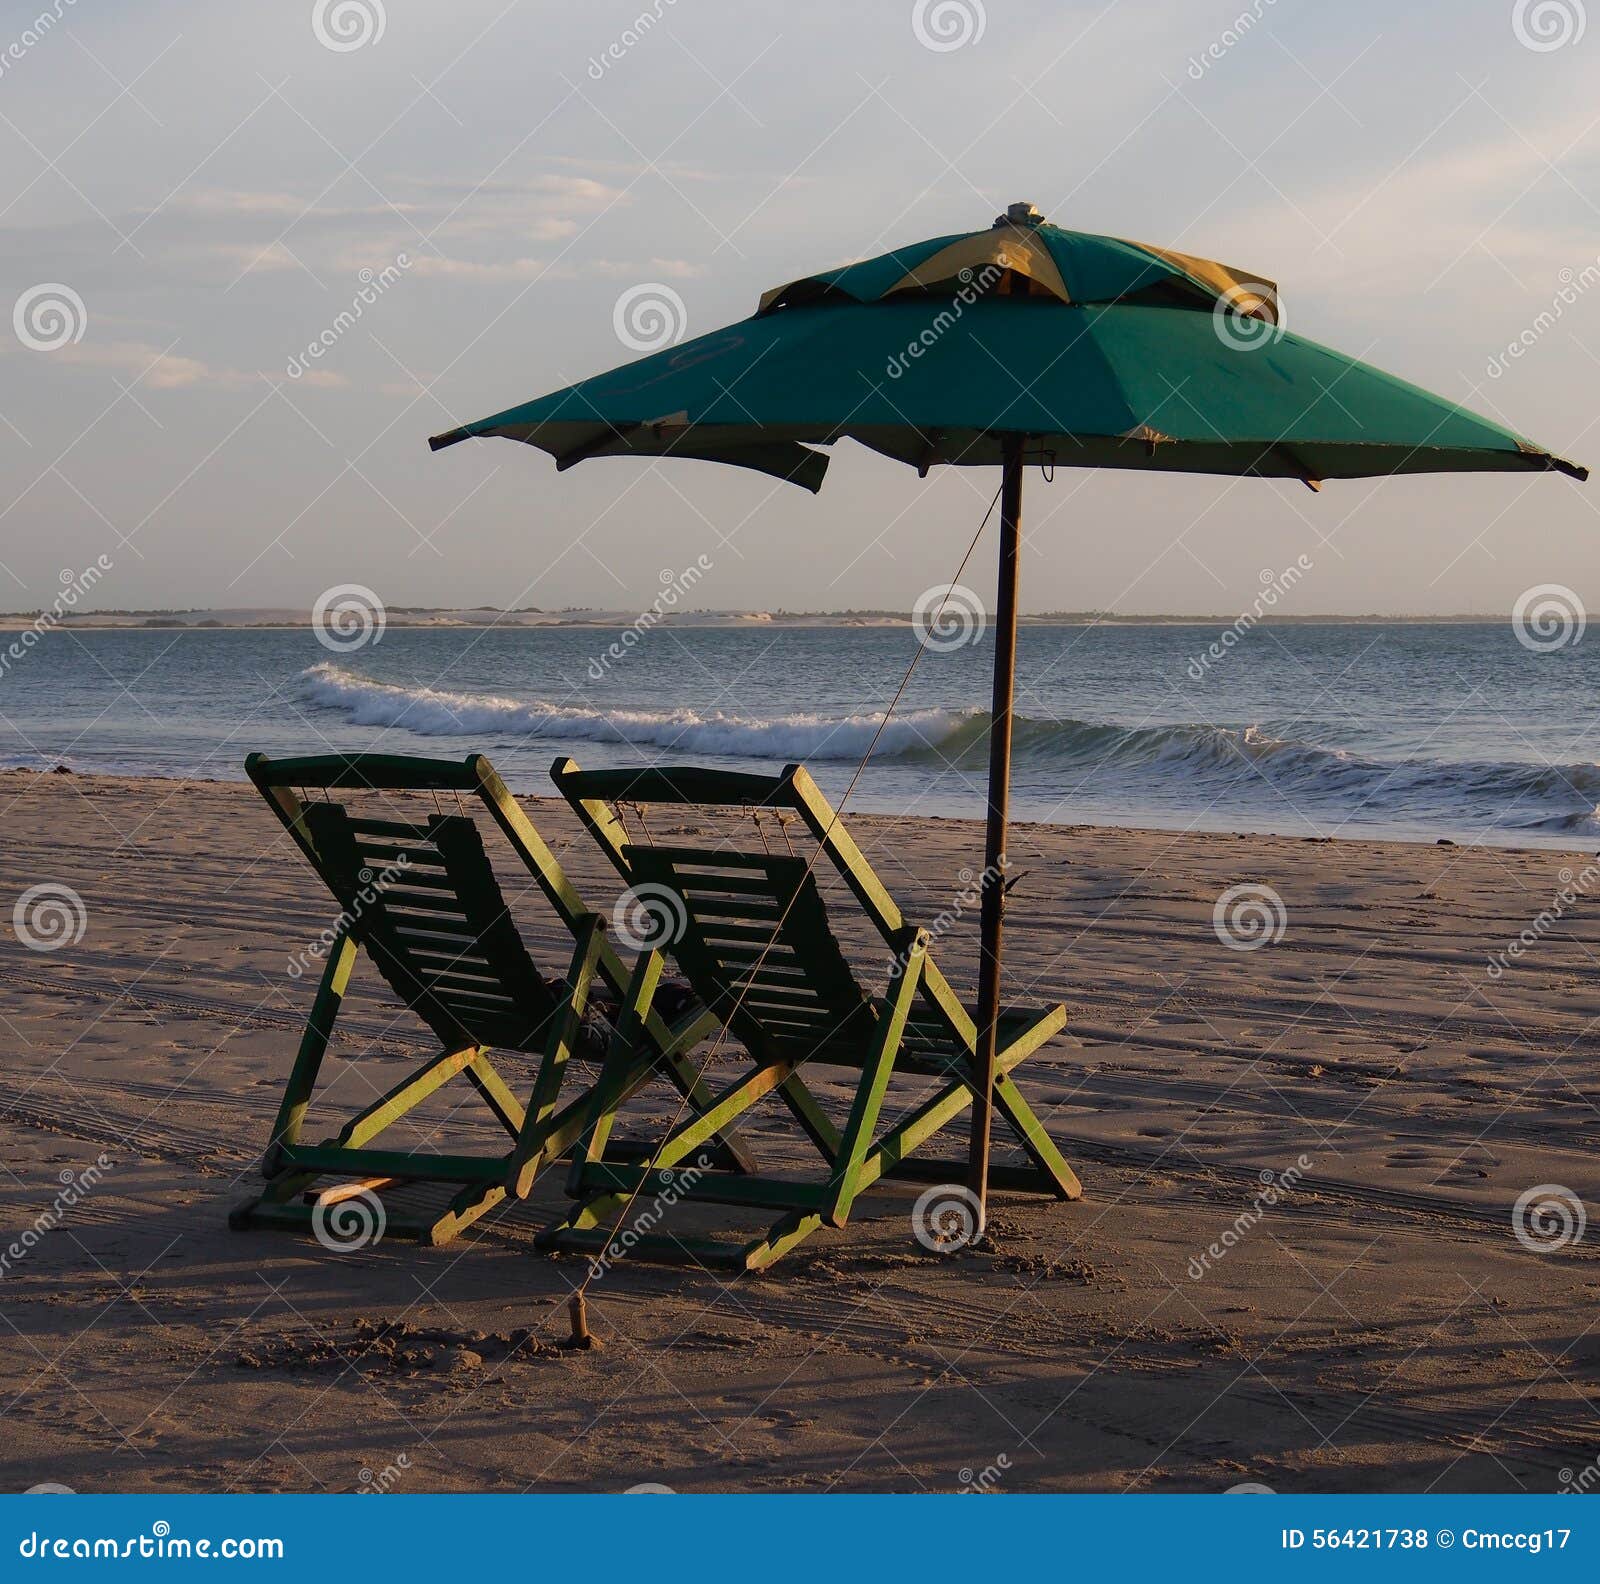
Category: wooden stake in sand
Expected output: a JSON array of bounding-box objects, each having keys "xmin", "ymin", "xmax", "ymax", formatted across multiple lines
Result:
[{"xmin": 565, "ymin": 1290, "xmax": 600, "ymax": 1350}]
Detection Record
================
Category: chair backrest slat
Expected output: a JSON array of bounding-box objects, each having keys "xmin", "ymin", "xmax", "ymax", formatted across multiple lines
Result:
[
  {"xmin": 622, "ymin": 844, "xmax": 876, "ymax": 1061},
  {"xmin": 249, "ymin": 749, "xmax": 665, "ymax": 1056},
  {"xmin": 299, "ymin": 801, "xmax": 561, "ymax": 1053},
  {"xmin": 551, "ymin": 755, "xmax": 981, "ymax": 1061}
]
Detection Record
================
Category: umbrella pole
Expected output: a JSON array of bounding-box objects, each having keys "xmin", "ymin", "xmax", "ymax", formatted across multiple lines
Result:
[{"xmin": 967, "ymin": 433, "xmax": 1026, "ymax": 1229}]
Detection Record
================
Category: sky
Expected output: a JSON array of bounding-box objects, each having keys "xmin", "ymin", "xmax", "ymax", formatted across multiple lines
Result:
[{"xmin": 0, "ymin": 0, "xmax": 1596, "ymax": 617}]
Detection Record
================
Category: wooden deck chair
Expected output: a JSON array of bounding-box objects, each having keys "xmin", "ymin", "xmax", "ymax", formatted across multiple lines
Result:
[
  {"xmin": 230, "ymin": 751, "xmax": 749, "ymax": 1246},
  {"xmin": 542, "ymin": 757, "xmax": 1081, "ymax": 1272}
]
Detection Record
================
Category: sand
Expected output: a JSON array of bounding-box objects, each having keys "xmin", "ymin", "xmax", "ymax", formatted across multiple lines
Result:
[{"xmin": 1, "ymin": 768, "xmax": 1598, "ymax": 1495}]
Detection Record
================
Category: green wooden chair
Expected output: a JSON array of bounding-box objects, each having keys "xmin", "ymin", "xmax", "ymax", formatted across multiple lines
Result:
[
  {"xmin": 231, "ymin": 751, "xmax": 747, "ymax": 1246},
  {"xmin": 542, "ymin": 757, "xmax": 1081, "ymax": 1271}
]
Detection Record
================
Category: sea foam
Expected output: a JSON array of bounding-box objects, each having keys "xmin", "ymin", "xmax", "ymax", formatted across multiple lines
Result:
[{"xmin": 294, "ymin": 662, "xmax": 1600, "ymax": 834}]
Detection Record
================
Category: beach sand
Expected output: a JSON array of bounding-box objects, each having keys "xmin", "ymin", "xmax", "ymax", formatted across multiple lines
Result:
[{"xmin": 2, "ymin": 768, "xmax": 1598, "ymax": 1495}]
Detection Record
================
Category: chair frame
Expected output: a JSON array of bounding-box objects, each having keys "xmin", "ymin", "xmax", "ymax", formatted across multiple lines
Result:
[
  {"xmin": 230, "ymin": 751, "xmax": 743, "ymax": 1246},
  {"xmin": 542, "ymin": 756, "xmax": 1081, "ymax": 1271}
]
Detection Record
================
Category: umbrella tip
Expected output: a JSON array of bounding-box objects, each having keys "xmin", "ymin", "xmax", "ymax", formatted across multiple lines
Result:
[{"xmin": 994, "ymin": 201, "xmax": 1043, "ymax": 229}]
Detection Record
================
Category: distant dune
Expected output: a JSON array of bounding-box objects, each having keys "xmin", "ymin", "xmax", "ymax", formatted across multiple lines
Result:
[{"xmin": 0, "ymin": 606, "xmax": 1516, "ymax": 630}]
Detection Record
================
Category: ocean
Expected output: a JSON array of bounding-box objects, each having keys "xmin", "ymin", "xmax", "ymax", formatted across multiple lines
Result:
[{"xmin": 2, "ymin": 620, "xmax": 1595, "ymax": 848}]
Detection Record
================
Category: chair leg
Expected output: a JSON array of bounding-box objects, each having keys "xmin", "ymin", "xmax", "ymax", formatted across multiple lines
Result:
[
  {"xmin": 741, "ymin": 1210, "xmax": 828, "ymax": 1272},
  {"xmin": 463, "ymin": 1054, "xmax": 526, "ymax": 1139},
  {"xmin": 233, "ymin": 931, "xmax": 355, "ymax": 1230},
  {"xmin": 822, "ymin": 937, "xmax": 922, "ymax": 1227},
  {"xmin": 776, "ymin": 1073, "xmax": 842, "ymax": 1161},
  {"xmin": 506, "ymin": 917, "xmax": 606, "ymax": 1196},
  {"xmin": 992, "ymin": 1072, "xmax": 1081, "ymax": 1199},
  {"xmin": 559, "ymin": 947, "xmax": 668, "ymax": 1197},
  {"xmin": 561, "ymin": 952, "xmax": 772, "ymax": 1187},
  {"xmin": 334, "ymin": 1043, "xmax": 484, "ymax": 1147},
  {"xmin": 425, "ymin": 1181, "xmax": 508, "ymax": 1246},
  {"xmin": 542, "ymin": 1055, "xmax": 845, "ymax": 1270},
  {"xmin": 259, "ymin": 930, "xmax": 356, "ymax": 1178},
  {"xmin": 535, "ymin": 938, "xmax": 1077, "ymax": 1272},
  {"xmin": 657, "ymin": 1047, "xmax": 760, "ymax": 1174},
  {"xmin": 535, "ymin": 1189, "xmax": 626, "ymax": 1249},
  {"xmin": 590, "ymin": 1057, "xmax": 796, "ymax": 1184},
  {"xmin": 228, "ymin": 1169, "xmax": 314, "ymax": 1230},
  {"xmin": 546, "ymin": 1061, "xmax": 791, "ymax": 1250},
  {"xmin": 237, "ymin": 927, "xmax": 548, "ymax": 1244}
]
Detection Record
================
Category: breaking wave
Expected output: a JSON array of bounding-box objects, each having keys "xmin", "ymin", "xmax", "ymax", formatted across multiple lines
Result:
[
  {"xmin": 295, "ymin": 663, "xmax": 1600, "ymax": 835},
  {"xmin": 295, "ymin": 662, "xmax": 975, "ymax": 761}
]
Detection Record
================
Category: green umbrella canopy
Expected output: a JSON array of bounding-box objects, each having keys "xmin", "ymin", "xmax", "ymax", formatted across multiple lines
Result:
[{"xmin": 429, "ymin": 205, "xmax": 1587, "ymax": 491}]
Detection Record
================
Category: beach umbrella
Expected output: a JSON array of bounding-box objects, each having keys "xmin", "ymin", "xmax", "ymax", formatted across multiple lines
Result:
[{"xmin": 429, "ymin": 201, "xmax": 1587, "ymax": 1224}]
